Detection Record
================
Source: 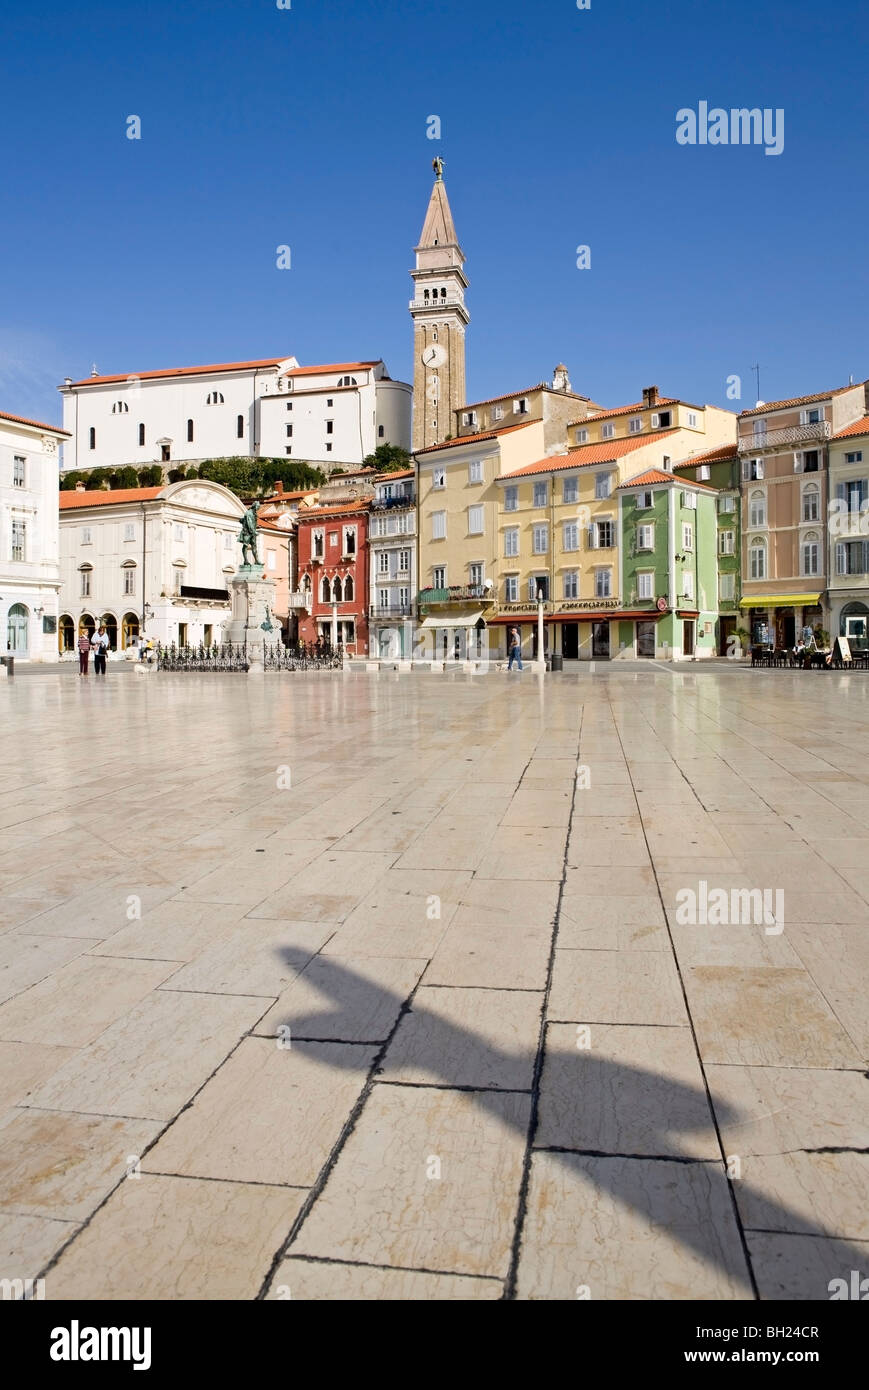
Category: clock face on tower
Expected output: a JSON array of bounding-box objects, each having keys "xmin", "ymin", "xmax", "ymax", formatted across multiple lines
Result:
[{"xmin": 421, "ymin": 343, "xmax": 447, "ymax": 369}]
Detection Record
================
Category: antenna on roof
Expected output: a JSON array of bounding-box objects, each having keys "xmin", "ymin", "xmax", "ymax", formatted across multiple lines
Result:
[
  {"xmin": 749, "ymin": 362, "xmax": 764, "ymax": 408},
  {"xmin": 91, "ymin": 363, "xmax": 99, "ymax": 377}
]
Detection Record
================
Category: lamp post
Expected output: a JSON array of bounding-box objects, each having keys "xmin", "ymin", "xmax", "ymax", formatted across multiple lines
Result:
[
  {"xmin": 537, "ymin": 587, "xmax": 545, "ymax": 672},
  {"xmin": 331, "ymin": 599, "xmax": 338, "ymax": 652}
]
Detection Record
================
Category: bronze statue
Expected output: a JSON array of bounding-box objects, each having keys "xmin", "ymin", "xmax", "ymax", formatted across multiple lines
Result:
[{"xmin": 238, "ymin": 501, "xmax": 261, "ymax": 567}]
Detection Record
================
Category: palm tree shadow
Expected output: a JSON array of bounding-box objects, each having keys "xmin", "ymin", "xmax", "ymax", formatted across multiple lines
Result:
[{"xmin": 272, "ymin": 948, "xmax": 864, "ymax": 1298}]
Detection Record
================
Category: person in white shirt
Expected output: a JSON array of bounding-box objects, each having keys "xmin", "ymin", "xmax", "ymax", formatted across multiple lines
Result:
[{"xmin": 91, "ymin": 624, "xmax": 109, "ymax": 677}]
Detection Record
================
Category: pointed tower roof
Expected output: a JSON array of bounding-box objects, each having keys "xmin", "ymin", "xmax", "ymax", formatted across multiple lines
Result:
[{"xmin": 417, "ymin": 178, "xmax": 460, "ymax": 252}]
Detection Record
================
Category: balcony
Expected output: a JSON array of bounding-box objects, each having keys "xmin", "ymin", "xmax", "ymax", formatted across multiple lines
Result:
[
  {"xmin": 288, "ymin": 592, "xmax": 311, "ymax": 609},
  {"xmin": 371, "ymin": 496, "xmax": 415, "ymax": 511},
  {"xmin": 418, "ymin": 585, "xmax": 495, "ymax": 605},
  {"xmin": 370, "ymin": 603, "xmax": 414, "ymax": 619},
  {"xmin": 408, "ymin": 298, "xmax": 466, "ymax": 313},
  {"xmin": 738, "ymin": 421, "xmax": 832, "ymax": 454}
]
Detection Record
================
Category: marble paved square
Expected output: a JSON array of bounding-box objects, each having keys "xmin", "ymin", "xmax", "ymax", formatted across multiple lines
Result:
[{"xmin": 1, "ymin": 665, "xmax": 867, "ymax": 1301}]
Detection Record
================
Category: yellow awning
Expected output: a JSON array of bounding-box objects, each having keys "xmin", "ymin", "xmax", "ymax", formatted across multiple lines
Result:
[
  {"xmin": 739, "ymin": 594, "xmax": 820, "ymax": 608},
  {"xmin": 418, "ymin": 609, "xmax": 484, "ymax": 629}
]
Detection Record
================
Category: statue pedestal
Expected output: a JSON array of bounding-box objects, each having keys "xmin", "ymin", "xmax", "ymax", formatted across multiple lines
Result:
[{"xmin": 225, "ymin": 567, "xmax": 278, "ymax": 674}]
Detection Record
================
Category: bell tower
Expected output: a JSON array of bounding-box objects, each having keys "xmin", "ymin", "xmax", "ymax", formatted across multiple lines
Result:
[{"xmin": 410, "ymin": 159, "xmax": 469, "ymax": 451}]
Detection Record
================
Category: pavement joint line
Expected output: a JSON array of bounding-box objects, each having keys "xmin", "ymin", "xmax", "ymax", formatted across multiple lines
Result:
[
  {"xmin": 270, "ymin": 1251, "xmax": 504, "ymax": 1284},
  {"xmin": 531, "ymin": 1147, "xmax": 722, "ymax": 1164},
  {"xmin": 605, "ymin": 685, "xmax": 762, "ymax": 1301},
  {"xmin": 138, "ymin": 1170, "xmax": 310, "ymax": 1190},
  {"xmin": 373, "ymin": 1079, "xmax": 533, "ymax": 1095},
  {"xmin": 742, "ymin": 1227, "xmax": 869, "ymax": 1241}
]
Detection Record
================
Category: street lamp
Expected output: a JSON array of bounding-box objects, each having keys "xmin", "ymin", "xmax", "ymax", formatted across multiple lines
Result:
[{"xmin": 537, "ymin": 587, "xmax": 545, "ymax": 671}]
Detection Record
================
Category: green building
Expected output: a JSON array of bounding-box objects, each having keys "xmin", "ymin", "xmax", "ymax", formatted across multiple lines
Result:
[
  {"xmin": 673, "ymin": 444, "xmax": 741, "ymax": 654},
  {"xmin": 617, "ymin": 467, "xmax": 719, "ymax": 659}
]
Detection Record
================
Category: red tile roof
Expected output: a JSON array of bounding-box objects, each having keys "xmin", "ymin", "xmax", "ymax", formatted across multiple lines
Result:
[
  {"xmin": 500, "ymin": 431, "xmax": 679, "ymax": 480},
  {"xmin": 672, "ymin": 443, "xmax": 738, "ymax": 470},
  {"xmin": 295, "ymin": 499, "xmax": 369, "ymax": 520},
  {"xmin": 461, "ymin": 383, "xmax": 591, "ymax": 411},
  {"xmin": 262, "ymin": 489, "xmax": 319, "ymax": 503},
  {"xmin": 0, "ymin": 408, "xmax": 70, "ymax": 435},
  {"xmin": 571, "ymin": 397, "xmax": 679, "ymax": 426},
  {"xmin": 65, "ymin": 359, "xmax": 380, "ymax": 388},
  {"xmin": 739, "ymin": 386, "xmax": 859, "ymax": 417},
  {"xmin": 59, "ymin": 487, "xmax": 163, "ymax": 509},
  {"xmin": 416, "ymin": 420, "xmax": 539, "ymax": 456},
  {"xmin": 617, "ymin": 467, "xmax": 719, "ymax": 491},
  {"xmin": 833, "ymin": 415, "xmax": 869, "ymax": 441},
  {"xmin": 376, "ymin": 468, "xmax": 414, "ymax": 481}
]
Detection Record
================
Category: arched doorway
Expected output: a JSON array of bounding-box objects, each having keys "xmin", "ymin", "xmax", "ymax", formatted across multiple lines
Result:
[
  {"xmin": 121, "ymin": 612, "xmax": 140, "ymax": 649},
  {"xmin": 79, "ymin": 613, "xmax": 96, "ymax": 639},
  {"xmin": 59, "ymin": 614, "xmax": 75, "ymax": 653},
  {"xmin": 841, "ymin": 601, "xmax": 869, "ymax": 651},
  {"xmin": 101, "ymin": 614, "xmax": 118, "ymax": 650},
  {"xmin": 7, "ymin": 603, "xmax": 28, "ymax": 654}
]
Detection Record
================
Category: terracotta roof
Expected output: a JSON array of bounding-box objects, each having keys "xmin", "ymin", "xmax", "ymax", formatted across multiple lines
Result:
[
  {"xmin": 376, "ymin": 468, "xmax": 414, "ymax": 481},
  {"xmin": 500, "ymin": 431, "xmax": 679, "ymax": 480},
  {"xmin": 59, "ymin": 487, "xmax": 163, "ymax": 509},
  {"xmin": 0, "ymin": 408, "xmax": 70, "ymax": 435},
  {"xmin": 416, "ymin": 420, "xmax": 539, "ymax": 456},
  {"xmin": 65, "ymin": 359, "xmax": 380, "ymax": 388},
  {"xmin": 570, "ymin": 397, "xmax": 679, "ymax": 425},
  {"xmin": 618, "ymin": 468, "xmax": 688, "ymax": 489},
  {"xmin": 739, "ymin": 386, "xmax": 858, "ymax": 418},
  {"xmin": 257, "ymin": 520, "xmax": 293, "ymax": 535},
  {"xmin": 672, "ymin": 443, "xmax": 739, "ymax": 470},
  {"xmin": 833, "ymin": 415, "xmax": 869, "ymax": 441},
  {"xmin": 296, "ymin": 500, "xmax": 369, "ymax": 519},
  {"xmin": 262, "ymin": 489, "xmax": 319, "ymax": 503},
  {"xmin": 461, "ymin": 384, "xmax": 590, "ymax": 411}
]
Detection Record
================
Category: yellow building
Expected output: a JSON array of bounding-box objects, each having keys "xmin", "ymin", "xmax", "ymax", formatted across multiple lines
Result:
[{"xmin": 569, "ymin": 386, "xmax": 736, "ymax": 454}]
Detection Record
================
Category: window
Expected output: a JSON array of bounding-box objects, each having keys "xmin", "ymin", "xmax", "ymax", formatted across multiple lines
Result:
[
  {"xmin": 802, "ymin": 487, "xmax": 820, "ymax": 522},
  {"xmin": 532, "ymin": 524, "xmax": 548, "ymax": 554},
  {"xmin": 596, "ymin": 519, "xmax": 614, "ymax": 548},
  {"xmin": 837, "ymin": 478, "xmax": 869, "ymax": 514},
  {"xmin": 836, "ymin": 540, "xmax": 869, "ymax": 576},
  {"xmin": 595, "ymin": 473, "xmax": 611, "ymax": 500},
  {"xmin": 80, "ymin": 569, "xmax": 91, "ymax": 596},
  {"xmin": 556, "ymin": 569, "xmax": 577, "ymax": 600},
  {"xmin": 11, "ymin": 519, "xmax": 26, "ymax": 561},
  {"xmin": 504, "ymin": 527, "xmax": 519, "ymax": 557},
  {"xmin": 687, "ymin": 412, "xmax": 698, "ymax": 428},
  {"xmin": 514, "ymin": 398, "xmax": 529, "ymax": 415},
  {"xmin": 529, "ymin": 575, "xmax": 549, "ymax": 600},
  {"xmin": 748, "ymin": 491, "xmax": 766, "ymax": 528},
  {"xmin": 682, "ymin": 522, "xmax": 694, "ymax": 551},
  {"xmin": 467, "ymin": 459, "xmax": 483, "ymax": 485},
  {"xmin": 638, "ymin": 490, "xmax": 653, "ymax": 509},
  {"xmin": 326, "ymin": 420, "xmax": 333, "ymax": 435},
  {"xmin": 81, "ymin": 526, "xmax": 92, "ymax": 544},
  {"xmin": 206, "ymin": 392, "xmax": 224, "ymax": 405},
  {"xmin": 533, "ymin": 481, "xmax": 548, "ymax": 507},
  {"xmin": 575, "ymin": 428, "xmax": 588, "ymax": 444},
  {"xmin": 652, "ymin": 411, "xmax": 671, "ymax": 428},
  {"xmin": 343, "ymin": 527, "xmax": 356, "ymax": 556},
  {"xmin": 469, "ymin": 562, "xmax": 483, "ymax": 586},
  {"xmin": 491, "ymin": 406, "xmax": 504, "ymax": 422},
  {"xmin": 719, "ymin": 530, "xmax": 735, "ymax": 556},
  {"xmin": 802, "ymin": 535, "xmax": 820, "ymax": 576},
  {"xmin": 376, "ymin": 552, "xmax": 389, "ymax": 577},
  {"xmin": 744, "ymin": 458, "xmax": 764, "ymax": 480},
  {"xmin": 432, "ymin": 566, "xmax": 446, "ymax": 589},
  {"xmin": 562, "ymin": 475, "xmax": 579, "ymax": 504},
  {"xmin": 398, "ymin": 549, "xmax": 410, "ymax": 572},
  {"xmin": 468, "ymin": 505, "xmax": 484, "ymax": 534},
  {"xmin": 503, "ymin": 485, "xmax": 518, "ymax": 512},
  {"xmin": 237, "ymin": 415, "xmax": 244, "ymax": 439},
  {"xmin": 601, "ymin": 422, "xmax": 615, "ymax": 440},
  {"xmin": 636, "ymin": 524, "xmax": 654, "ymax": 551},
  {"xmin": 845, "ymin": 451, "xmax": 863, "ymax": 464},
  {"xmin": 802, "ymin": 450, "xmax": 819, "ymax": 473},
  {"xmin": 286, "ymin": 424, "xmax": 293, "ymax": 438},
  {"xmin": 313, "ymin": 530, "xmax": 324, "ymax": 558},
  {"xmin": 749, "ymin": 538, "xmax": 766, "ymax": 579},
  {"xmin": 325, "ymin": 443, "xmax": 332, "ymax": 453},
  {"xmin": 378, "ymin": 588, "xmax": 389, "ymax": 610},
  {"xmin": 719, "ymin": 493, "xmax": 735, "ymax": 513},
  {"xmin": 505, "ymin": 575, "xmax": 519, "ymax": 602},
  {"xmin": 682, "ymin": 570, "xmax": 694, "ymax": 600},
  {"xmin": 89, "ymin": 427, "xmax": 96, "ymax": 450},
  {"xmin": 338, "ymin": 375, "xmax": 357, "ymax": 387},
  {"xmin": 753, "ymin": 418, "xmax": 767, "ymax": 437},
  {"xmin": 595, "ymin": 568, "xmax": 612, "ymax": 598},
  {"xmin": 433, "ymin": 467, "xmax": 445, "ymax": 489},
  {"xmin": 112, "ymin": 400, "xmax": 129, "ymax": 414},
  {"xmin": 138, "ymin": 423, "xmax": 145, "ymax": 447},
  {"xmin": 719, "ymin": 573, "xmax": 735, "ymax": 601},
  {"xmin": 326, "ymin": 399, "xmax": 333, "ymax": 407},
  {"xmin": 187, "ymin": 418, "xmax": 194, "ymax": 442},
  {"xmin": 285, "ymin": 447, "xmax": 292, "ymax": 455},
  {"xmin": 123, "ymin": 566, "xmax": 136, "ymax": 595},
  {"xmin": 378, "ymin": 425, "xmax": 385, "ymax": 438},
  {"xmin": 682, "ymin": 490, "xmax": 697, "ymax": 509},
  {"xmin": 463, "ymin": 412, "xmax": 478, "ymax": 429},
  {"xmin": 432, "ymin": 510, "xmax": 446, "ymax": 540},
  {"xmin": 286, "ymin": 402, "xmax": 292, "ymax": 411},
  {"xmin": 637, "ymin": 572, "xmax": 654, "ymax": 600},
  {"xmin": 332, "ymin": 577, "xmax": 343, "ymax": 602},
  {"xmin": 13, "ymin": 456, "xmax": 25, "ymax": 487},
  {"xmin": 563, "ymin": 521, "xmax": 579, "ymax": 551},
  {"xmin": 124, "ymin": 523, "xmax": 136, "ymax": 542},
  {"xmin": 801, "ymin": 407, "xmax": 822, "ymax": 425},
  {"xmin": 698, "ymin": 464, "xmax": 711, "ymax": 481},
  {"xmin": 321, "ymin": 576, "xmax": 331, "ymax": 603},
  {"xmin": 628, "ymin": 417, "xmax": 642, "ymax": 434}
]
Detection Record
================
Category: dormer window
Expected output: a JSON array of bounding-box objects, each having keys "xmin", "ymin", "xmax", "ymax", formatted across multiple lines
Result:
[
  {"xmin": 206, "ymin": 392, "xmax": 224, "ymax": 404},
  {"xmin": 338, "ymin": 375, "xmax": 357, "ymax": 387},
  {"xmin": 111, "ymin": 400, "xmax": 129, "ymax": 414}
]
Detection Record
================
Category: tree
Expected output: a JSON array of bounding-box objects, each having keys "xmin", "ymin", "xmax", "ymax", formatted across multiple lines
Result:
[
  {"xmin": 60, "ymin": 471, "xmax": 85, "ymax": 491},
  {"xmin": 111, "ymin": 466, "xmax": 140, "ymax": 489},
  {"xmin": 167, "ymin": 468, "xmax": 187, "ymax": 483},
  {"xmin": 137, "ymin": 465, "xmax": 164, "ymax": 486},
  {"xmin": 363, "ymin": 443, "xmax": 413, "ymax": 473}
]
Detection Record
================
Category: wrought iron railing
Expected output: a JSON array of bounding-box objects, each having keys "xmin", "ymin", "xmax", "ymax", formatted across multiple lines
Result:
[
  {"xmin": 156, "ymin": 642, "xmax": 249, "ymax": 671},
  {"xmin": 263, "ymin": 641, "xmax": 344, "ymax": 671}
]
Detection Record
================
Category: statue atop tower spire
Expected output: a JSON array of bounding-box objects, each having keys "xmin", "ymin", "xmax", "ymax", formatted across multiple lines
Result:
[{"xmin": 432, "ymin": 155, "xmax": 444, "ymax": 181}]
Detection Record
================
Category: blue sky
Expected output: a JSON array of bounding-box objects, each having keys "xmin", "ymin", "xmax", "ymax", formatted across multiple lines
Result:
[{"xmin": 1, "ymin": 0, "xmax": 866, "ymax": 427}]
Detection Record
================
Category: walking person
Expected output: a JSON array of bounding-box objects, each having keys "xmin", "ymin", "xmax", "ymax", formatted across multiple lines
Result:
[
  {"xmin": 91, "ymin": 623, "xmax": 109, "ymax": 678},
  {"xmin": 507, "ymin": 626, "xmax": 524, "ymax": 671},
  {"xmin": 77, "ymin": 630, "xmax": 92, "ymax": 677}
]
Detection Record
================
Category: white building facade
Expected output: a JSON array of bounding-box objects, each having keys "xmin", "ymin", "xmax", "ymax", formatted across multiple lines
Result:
[
  {"xmin": 58, "ymin": 479, "xmax": 246, "ymax": 654},
  {"xmin": 368, "ymin": 470, "xmax": 417, "ymax": 658},
  {"xmin": 59, "ymin": 357, "xmax": 412, "ymax": 473},
  {"xmin": 1, "ymin": 408, "xmax": 70, "ymax": 663}
]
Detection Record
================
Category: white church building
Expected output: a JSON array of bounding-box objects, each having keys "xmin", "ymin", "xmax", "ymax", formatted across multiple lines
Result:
[
  {"xmin": 59, "ymin": 356, "xmax": 412, "ymax": 473},
  {"xmin": 1, "ymin": 407, "xmax": 71, "ymax": 663}
]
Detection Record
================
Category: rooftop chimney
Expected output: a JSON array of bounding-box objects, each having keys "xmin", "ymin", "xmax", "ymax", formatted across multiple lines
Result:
[
  {"xmin": 274, "ymin": 480, "xmax": 284, "ymax": 494},
  {"xmin": 75, "ymin": 481, "xmax": 86, "ymax": 492},
  {"xmin": 642, "ymin": 386, "xmax": 659, "ymax": 409}
]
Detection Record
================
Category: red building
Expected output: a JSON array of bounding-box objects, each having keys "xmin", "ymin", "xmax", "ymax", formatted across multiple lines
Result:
[{"xmin": 295, "ymin": 500, "xmax": 369, "ymax": 653}]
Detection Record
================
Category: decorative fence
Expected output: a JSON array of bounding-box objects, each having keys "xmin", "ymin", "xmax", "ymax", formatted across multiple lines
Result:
[{"xmin": 155, "ymin": 641, "xmax": 344, "ymax": 672}]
